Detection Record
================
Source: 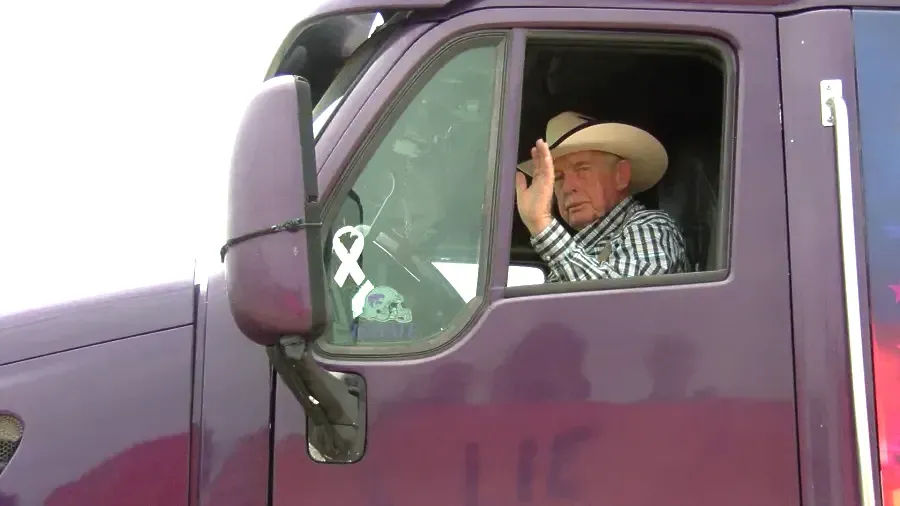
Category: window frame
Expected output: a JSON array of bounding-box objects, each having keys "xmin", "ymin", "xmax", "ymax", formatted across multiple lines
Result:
[
  {"xmin": 314, "ymin": 31, "xmax": 511, "ymax": 359},
  {"xmin": 505, "ymin": 28, "xmax": 738, "ymax": 299},
  {"xmin": 311, "ymin": 9, "xmax": 744, "ymax": 361}
]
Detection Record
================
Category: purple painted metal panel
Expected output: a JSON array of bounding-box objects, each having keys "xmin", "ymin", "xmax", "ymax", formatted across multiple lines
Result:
[
  {"xmin": 437, "ymin": 0, "xmax": 900, "ymax": 14},
  {"xmin": 0, "ymin": 326, "xmax": 193, "ymax": 505},
  {"xmin": 275, "ymin": 7, "xmax": 799, "ymax": 506},
  {"xmin": 312, "ymin": 0, "xmax": 900, "ymax": 16},
  {"xmin": 0, "ymin": 275, "xmax": 195, "ymax": 366},
  {"xmin": 309, "ymin": 0, "xmax": 452, "ymax": 20},
  {"xmin": 487, "ymin": 28, "xmax": 526, "ymax": 293},
  {"xmin": 778, "ymin": 9, "xmax": 872, "ymax": 506},
  {"xmin": 193, "ymin": 270, "xmax": 272, "ymax": 506}
]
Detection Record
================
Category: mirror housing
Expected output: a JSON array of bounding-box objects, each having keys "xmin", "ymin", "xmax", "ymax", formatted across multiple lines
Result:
[
  {"xmin": 221, "ymin": 77, "xmax": 365, "ymax": 464},
  {"xmin": 221, "ymin": 75, "xmax": 327, "ymax": 346}
]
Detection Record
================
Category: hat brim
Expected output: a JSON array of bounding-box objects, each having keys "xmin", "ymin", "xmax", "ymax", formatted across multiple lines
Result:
[{"xmin": 516, "ymin": 123, "xmax": 668, "ymax": 194}]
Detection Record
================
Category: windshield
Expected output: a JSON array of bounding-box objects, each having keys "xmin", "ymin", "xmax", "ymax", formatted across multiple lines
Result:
[{"xmin": 311, "ymin": 13, "xmax": 386, "ymax": 137}]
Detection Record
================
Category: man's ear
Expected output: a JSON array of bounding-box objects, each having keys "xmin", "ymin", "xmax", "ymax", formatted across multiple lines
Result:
[{"xmin": 614, "ymin": 159, "xmax": 632, "ymax": 192}]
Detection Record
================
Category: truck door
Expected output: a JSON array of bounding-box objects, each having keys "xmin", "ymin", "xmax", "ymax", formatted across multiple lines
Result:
[
  {"xmin": 272, "ymin": 5, "xmax": 799, "ymax": 505},
  {"xmin": 778, "ymin": 8, "xmax": 900, "ymax": 506}
]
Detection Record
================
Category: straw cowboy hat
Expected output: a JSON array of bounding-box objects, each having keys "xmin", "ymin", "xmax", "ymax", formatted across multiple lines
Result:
[{"xmin": 517, "ymin": 111, "xmax": 669, "ymax": 194}]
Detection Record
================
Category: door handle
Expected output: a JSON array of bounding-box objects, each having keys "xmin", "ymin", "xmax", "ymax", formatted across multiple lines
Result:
[{"xmin": 821, "ymin": 78, "xmax": 877, "ymax": 506}]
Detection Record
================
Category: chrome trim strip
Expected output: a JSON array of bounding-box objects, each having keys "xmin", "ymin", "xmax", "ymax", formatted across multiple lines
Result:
[{"xmin": 822, "ymin": 78, "xmax": 877, "ymax": 506}]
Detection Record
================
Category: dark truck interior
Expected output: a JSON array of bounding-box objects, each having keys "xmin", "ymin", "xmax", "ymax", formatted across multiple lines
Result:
[{"xmin": 511, "ymin": 37, "xmax": 729, "ymax": 276}]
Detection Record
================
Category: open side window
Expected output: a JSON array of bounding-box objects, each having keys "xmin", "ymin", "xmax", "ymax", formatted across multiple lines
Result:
[{"xmin": 508, "ymin": 33, "xmax": 732, "ymax": 290}]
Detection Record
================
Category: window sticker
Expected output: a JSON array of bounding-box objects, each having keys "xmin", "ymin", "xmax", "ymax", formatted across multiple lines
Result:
[
  {"xmin": 332, "ymin": 225, "xmax": 367, "ymax": 287},
  {"xmin": 351, "ymin": 320, "xmax": 418, "ymax": 342},
  {"xmin": 360, "ymin": 286, "xmax": 412, "ymax": 323},
  {"xmin": 353, "ymin": 286, "xmax": 416, "ymax": 342},
  {"xmin": 332, "ymin": 225, "xmax": 374, "ymax": 318}
]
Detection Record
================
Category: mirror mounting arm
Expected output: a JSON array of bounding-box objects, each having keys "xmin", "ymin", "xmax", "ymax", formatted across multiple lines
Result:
[{"xmin": 267, "ymin": 336, "xmax": 365, "ymax": 462}]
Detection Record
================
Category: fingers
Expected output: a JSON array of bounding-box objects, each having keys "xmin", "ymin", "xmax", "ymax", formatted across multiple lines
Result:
[
  {"xmin": 537, "ymin": 139, "xmax": 553, "ymax": 166},
  {"xmin": 515, "ymin": 171, "xmax": 527, "ymax": 197},
  {"xmin": 531, "ymin": 139, "xmax": 554, "ymax": 184}
]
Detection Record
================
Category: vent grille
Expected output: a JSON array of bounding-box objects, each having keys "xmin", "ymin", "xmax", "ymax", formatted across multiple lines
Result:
[{"xmin": 0, "ymin": 415, "xmax": 23, "ymax": 472}]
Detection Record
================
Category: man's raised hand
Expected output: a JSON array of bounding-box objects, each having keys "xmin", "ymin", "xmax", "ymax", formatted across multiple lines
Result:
[{"xmin": 515, "ymin": 139, "xmax": 555, "ymax": 235}]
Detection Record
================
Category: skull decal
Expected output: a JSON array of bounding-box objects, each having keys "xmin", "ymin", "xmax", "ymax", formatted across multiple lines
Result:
[{"xmin": 360, "ymin": 286, "xmax": 413, "ymax": 323}]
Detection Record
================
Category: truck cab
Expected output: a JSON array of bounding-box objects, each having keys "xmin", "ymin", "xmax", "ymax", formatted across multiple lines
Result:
[{"xmin": 2, "ymin": 0, "xmax": 899, "ymax": 505}]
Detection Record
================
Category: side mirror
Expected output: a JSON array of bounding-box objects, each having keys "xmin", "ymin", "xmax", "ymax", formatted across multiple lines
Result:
[
  {"xmin": 221, "ymin": 75, "xmax": 327, "ymax": 346},
  {"xmin": 221, "ymin": 76, "xmax": 365, "ymax": 464}
]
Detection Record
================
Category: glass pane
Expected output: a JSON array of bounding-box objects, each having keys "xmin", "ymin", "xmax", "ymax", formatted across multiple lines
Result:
[{"xmin": 323, "ymin": 40, "xmax": 502, "ymax": 347}]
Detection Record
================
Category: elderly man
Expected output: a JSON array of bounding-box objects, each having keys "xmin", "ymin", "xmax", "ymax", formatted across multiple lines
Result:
[{"xmin": 515, "ymin": 111, "xmax": 688, "ymax": 282}]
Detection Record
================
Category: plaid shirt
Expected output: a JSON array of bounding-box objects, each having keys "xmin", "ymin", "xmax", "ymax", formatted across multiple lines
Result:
[{"xmin": 530, "ymin": 196, "xmax": 688, "ymax": 282}]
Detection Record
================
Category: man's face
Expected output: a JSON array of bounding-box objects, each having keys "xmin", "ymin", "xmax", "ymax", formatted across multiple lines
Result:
[{"xmin": 553, "ymin": 150, "xmax": 631, "ymax": 230}]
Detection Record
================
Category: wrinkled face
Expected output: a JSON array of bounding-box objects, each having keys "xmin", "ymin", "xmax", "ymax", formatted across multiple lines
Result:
[{"xmin": 553, "ymin": 150, "xmax": 632, "ymax": 230}]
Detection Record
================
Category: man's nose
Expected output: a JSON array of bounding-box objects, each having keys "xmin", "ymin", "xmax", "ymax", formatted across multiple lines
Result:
[{"xmin": 560, "ymin": 172, "xmax": 578, "ymax": 193}]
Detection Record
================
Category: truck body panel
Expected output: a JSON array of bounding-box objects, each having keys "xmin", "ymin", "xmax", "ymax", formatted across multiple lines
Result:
[
  {"xmin": 308, "ymin": 0, "xmax": 900, "ymax": 15},
  {"xmin": 274, "ymin": 5, "xmax": 800, "ymax": 505},
  {"xmin": 2, "ymin": 1, "xmax": 900, "ymax": 505},
  {"xmin": 0, "ymin": 277, "xmax": 196, "ymax": 367},
  {"xmin": 0, "ymin": 327, "xmax": 194, "ymax": 506},
  {"xmin": 780, "ymin": 9, "xmax": 870, "ymax": 506},
  {"xmin": 190, "ymin": 271, "xmax": 273, "ymax": 506}
]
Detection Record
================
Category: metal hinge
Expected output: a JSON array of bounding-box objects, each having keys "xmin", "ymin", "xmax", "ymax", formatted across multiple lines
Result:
[{"xmin": 820, "ymin": 79, "xmax": 843, "ymax": 126}]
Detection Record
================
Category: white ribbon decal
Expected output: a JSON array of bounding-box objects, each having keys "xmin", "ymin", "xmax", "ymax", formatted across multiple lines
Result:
[
  {"xmin": 332, "ymin": 226, "xmax": 373, "ymax": 318},
  {"xmin": 333, "ymin": 226, "xmax": 366, "ymax": 287}
]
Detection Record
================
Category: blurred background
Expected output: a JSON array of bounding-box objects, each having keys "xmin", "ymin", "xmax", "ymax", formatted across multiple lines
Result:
[{"xmin": 0, "ymin": 1, "xmax": 324, "ymax": 314}]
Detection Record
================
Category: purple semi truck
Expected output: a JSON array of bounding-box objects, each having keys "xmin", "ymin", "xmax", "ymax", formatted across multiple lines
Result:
[{"xmin": 3, "ymin": 0, "xmax": 900, "ymax": 505}]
